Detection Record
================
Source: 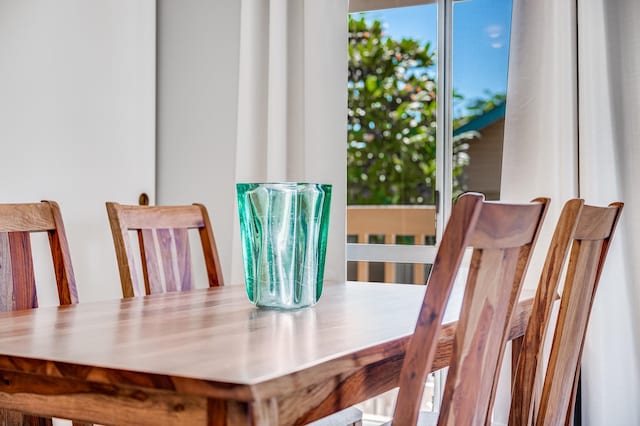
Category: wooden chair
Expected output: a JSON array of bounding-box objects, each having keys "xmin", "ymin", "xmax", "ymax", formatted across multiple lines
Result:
[
  {"xmin": 105, "ymin": 202, "xmax": 224, "ymax": 297},
  {"xmin": 509, "ymin": 199, "xmax": 623, "ymax": 426},
  {"xmin": 390, "ymin": 193, "xmax": 549, "ymax": 425},
  {"xmin": 0, "ymin": 201, "xmax": 79, "ymax": 426}
]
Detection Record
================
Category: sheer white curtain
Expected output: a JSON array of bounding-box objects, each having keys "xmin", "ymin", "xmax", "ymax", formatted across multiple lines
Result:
[
  {"xmin": 502, "ymin": 0, "xmax": 640, "ymax": 423},
  {"xmin": 577, "ymin": 0, "xmax": 640, "ymax": 423},
  {"xmin": 501, "ymin": 0, "xmax": 579, "ymax": 291},
  {"xmin": 231, "ymin": 0, "xmax": 349, "ymax": 283}
]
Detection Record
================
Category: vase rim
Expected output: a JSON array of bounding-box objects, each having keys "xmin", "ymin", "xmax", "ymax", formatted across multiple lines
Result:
[{"xmin": 236, "ymin": 182, "xmax": 332, "ymax": 187}]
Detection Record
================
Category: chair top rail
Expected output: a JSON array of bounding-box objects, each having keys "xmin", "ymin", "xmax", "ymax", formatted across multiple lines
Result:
[
  {"xmin": 0, "ymin": 202, "xmax": 56, "ymax": 232},
  {"xmin": 470, "ymin": 201, "xmax": 547, "ymax": 248},
  {"xmin": 573, "ymin": 203, "xmax": 621, "ymax": 240},
  {"xmin": 106, "ymin": 202, "xmax": 206, "ymax": 230}
]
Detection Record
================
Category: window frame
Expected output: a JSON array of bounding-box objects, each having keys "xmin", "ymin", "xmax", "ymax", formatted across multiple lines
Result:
[{"xmin": 346, "ymin": 0, "xmax": 454, "ymax": 266}]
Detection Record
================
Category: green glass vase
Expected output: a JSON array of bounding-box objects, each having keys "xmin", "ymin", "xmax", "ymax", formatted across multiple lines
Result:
[{"xmin": 236, "ymin": 182, "xmax": 332, "ymax": 310}]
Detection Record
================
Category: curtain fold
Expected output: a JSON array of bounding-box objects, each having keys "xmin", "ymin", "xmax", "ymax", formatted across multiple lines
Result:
[
  {"xmin": 501, "ymin": 0, "xmax": 579, "ymax": 292},
  {"xmin": 502, "ymin": 0, "xmax": 640, "ymax": 423},
  {"xmin": 232, "ymin": 0, "xmax": 348, "ymax": 284},
  {"xmin": 577, "ymin": 0, "xmax": 640, "ymax": 423}
]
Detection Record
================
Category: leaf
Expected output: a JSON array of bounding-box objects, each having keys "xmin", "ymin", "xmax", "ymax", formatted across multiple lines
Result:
[{"xmin": 365, "ymin": 75, "xmax": 378, "ymax": 92}]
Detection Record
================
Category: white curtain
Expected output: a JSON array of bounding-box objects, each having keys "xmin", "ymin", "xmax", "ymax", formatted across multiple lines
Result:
[
  {"xmin": 577, "ymin": 0, "xmax": 640, "ymax": 422},
  {"xmin": 231, "ymin": 0, "xmax": 349, "ymax": 284},
  {"xmin": 501, "ymin": 0, "xmax": 579, "ymax": 292},
  {"xmin": 502, "ymin": 0, "xmax": 640, "ymax": 423}
]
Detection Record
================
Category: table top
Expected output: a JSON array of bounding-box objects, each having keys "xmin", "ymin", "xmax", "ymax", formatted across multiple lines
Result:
[
  {"xmin": 0, "ymin": 283, "xmax": 429, "ymax": 395},
  {"xmin": 0, "ymin": 282, "xmax": 533, "ymax": 403}
]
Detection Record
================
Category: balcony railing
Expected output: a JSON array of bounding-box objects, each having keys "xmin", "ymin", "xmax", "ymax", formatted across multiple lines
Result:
[{"xmin": 347, "ymin": 205, "xmax": 437, "ymax": 284}]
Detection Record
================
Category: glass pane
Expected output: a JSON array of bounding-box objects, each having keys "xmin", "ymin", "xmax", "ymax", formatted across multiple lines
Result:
[
  {"xmin": 453, "ymin": 0, "xmax": 513, "ymax": 201},
  {"xmin": 347, "ymin": 4, "xmax": 439, "ymax": 284}
]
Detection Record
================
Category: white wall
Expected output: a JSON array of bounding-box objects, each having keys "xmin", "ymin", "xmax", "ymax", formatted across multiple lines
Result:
[
  {"xmin": 156, "ymin": 0, "xmax": 241, "ymax": 284},
  {"xmin": 0, "ymin": 1, "xmax": 156, "ymax": 303}
]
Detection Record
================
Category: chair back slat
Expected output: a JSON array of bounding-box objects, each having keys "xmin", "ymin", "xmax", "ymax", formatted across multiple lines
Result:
[
  {"xmin": 0, "ymin": 233, "xmax": 13, "ymax": 312},
  {"xmin": 8, "ymin": 232, "xmax": 39, "ymax": 310},
  {"xmin": 174, "ymin": 228, "xmax": 193, "ymax": 291},
  {"xmin": 155, "ymin": 229, "xmax": 178, "ymax": 292},
  {"xmin": 138, "ymin": 229, "xmax": 165, "ymax": 295},
  {"xmin": 509, "ymin": 201, "xmax": 623, "ymax": 426},
  {"xmin": 536, "ymin": 240, "xmax": 600, "ymax": 426},
  {"xmin": 107, "ymin": 202, "xmax": 223, "ymax": 297},
  {"xmin": 393, "ymin": 193, "xmax": 548, "ymax": 426},
  {"xmin": 440, "ymin": 246, "xmax": 523, "ymax": 425}
]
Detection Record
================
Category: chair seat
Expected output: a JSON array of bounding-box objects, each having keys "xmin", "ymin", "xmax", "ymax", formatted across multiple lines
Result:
[
  {"xmin": 381, "ymin": 410, "xmax": 438, "ymax": 426},
  {"xmin": 306, "ymin": 407, "xmax": 363, "ymax": 426}
]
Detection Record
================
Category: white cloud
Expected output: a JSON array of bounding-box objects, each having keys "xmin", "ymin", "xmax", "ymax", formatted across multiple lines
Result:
[
  {"xmin": 486, "ymin": 24, "xmax": 504, "ymax": 48},
  {"xmin": 485, "ymin": 24, "xmax": 503, "ymax": 39}
]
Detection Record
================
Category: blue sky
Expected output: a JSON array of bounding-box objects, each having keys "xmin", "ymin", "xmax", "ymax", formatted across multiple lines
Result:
[{"xmin": 354, "ymin": 0, "xmax": 512, "ymax": 113}]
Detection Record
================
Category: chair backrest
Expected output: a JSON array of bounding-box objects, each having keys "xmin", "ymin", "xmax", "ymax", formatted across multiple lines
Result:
[
  {"xmin": 393, "ymin": 193, "xmax": 549, "ymax": 426},
  {"xmin": 0, "ymin": 201, "xmax": 78, "ymax": 311},
  {"xmin": 0, "ymin": 202, "xmax": 77, "ymax": 426},
  {"xmin": 509, "ymin": 200, "xmax": 623, "ymax": 426},
  {"xmin": 106, "ymin": 202, "xmax": 224, "ymax": 298}
]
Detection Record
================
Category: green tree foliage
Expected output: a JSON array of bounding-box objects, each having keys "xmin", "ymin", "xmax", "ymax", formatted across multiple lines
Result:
[
  {"xmin": 457, "ymin": 91, "xmax": 506, "ymax": 122},
  {"xmin": 347, "ymin": 15, "xmax": 476, "ymax": 205}
]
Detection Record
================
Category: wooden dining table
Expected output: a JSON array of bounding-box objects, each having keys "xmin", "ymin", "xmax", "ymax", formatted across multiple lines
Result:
[{"xmin": 0, "ymin": 281, "xmax": 533, "ymax": 425}]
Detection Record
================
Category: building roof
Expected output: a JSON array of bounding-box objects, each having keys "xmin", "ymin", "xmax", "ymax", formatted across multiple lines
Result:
[{"xmin": 453, "ymin": 102, "xmax": 506, "ymax": 136}]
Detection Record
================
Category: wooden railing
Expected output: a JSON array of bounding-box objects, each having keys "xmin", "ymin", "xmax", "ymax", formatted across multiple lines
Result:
[{"xmin": 347, "ymin": 205, "xmax": 437, "ymax": 284}]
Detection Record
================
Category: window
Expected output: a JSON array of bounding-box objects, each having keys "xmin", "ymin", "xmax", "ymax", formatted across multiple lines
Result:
[
  {"xmin": 347, "ymin": 0, "xmax": 513, "ymax": 418},
  {"xmin": 347, "ymin": 0, "xmax": 512, "ymax": 283},
  {"xmin": 347, "ymin": 2, "xmax": 440, "ymax": 286}
]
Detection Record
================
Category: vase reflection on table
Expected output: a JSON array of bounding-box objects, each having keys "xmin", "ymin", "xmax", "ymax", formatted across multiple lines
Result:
[{"xmin": 236, "ymin": 182, "xmax": 332, "ymax": 310}]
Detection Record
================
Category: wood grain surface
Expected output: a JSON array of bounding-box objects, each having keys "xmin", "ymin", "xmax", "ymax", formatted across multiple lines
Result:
[
  {"xmin": 0, "ymin": 282, "xmax": 535, "ymax": 425},
  {"xmin": 509, "ymin": 199, "xmax": 584, "ymax": 426},
  {"xmin": 392, "ymin": 194, "xmax": 548, "ymax": 426},
  {"xmin": 0, "ymin": 203, "xmax": 56, "ymax": 233},
  {"xmin": 106, "ymin": 202, "xmax": 224, "ymax": 298},
  {"xmin": 0, "ymin": 201, "xmax": 78, "ymax": 311},
  {"xmin": 508, "ymin": 201, "xmax": 623, "ymax": 426},
  {"xmin": 0, "ymin": 200, "xmax": 79, "ymax": 425}
]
